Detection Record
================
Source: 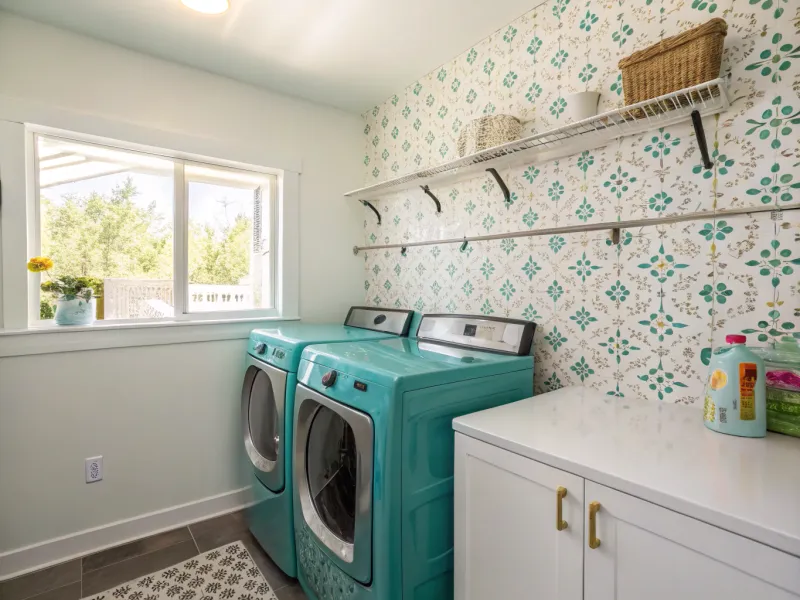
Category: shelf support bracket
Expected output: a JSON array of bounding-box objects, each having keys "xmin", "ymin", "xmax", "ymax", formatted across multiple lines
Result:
[
  {"xmin": 360, "ymin": 200, "xmax": 381, "ymax": 225},
  {"xmin": 691, "ymin": 110, "xmax": 713, "ymax": 170},
  {"xmin": 486, "ymin": 168, "xmax": 511, "ymax": 204},
  {"xmin": 421, "ymin": 186, "xmax": 442, "ymax": 213}
]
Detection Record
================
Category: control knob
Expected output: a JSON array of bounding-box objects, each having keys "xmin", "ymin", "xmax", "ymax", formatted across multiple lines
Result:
[{"xmin": 321, "ymin": 371, "xmax": 337, "ymax": 388}]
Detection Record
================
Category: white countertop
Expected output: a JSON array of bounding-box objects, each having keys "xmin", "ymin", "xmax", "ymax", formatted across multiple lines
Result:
[{"xmin": 453, "ymin": 386, "xmax": 800, "ymax": 558}]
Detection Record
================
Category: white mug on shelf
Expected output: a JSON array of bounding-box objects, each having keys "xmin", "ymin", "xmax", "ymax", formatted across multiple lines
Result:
[{"xmin": 564, "ymin": 91, "xmax": 601, "ymax": 122}]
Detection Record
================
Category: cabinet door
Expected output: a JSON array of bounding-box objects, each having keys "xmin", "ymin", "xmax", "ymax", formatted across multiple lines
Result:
[
  {"xmin": 584, "ymin": 481, "xmax": 800, "ymax": 600},
  {"xmin": 454, "ymin": 433, "xmax": 584, "ymax": 600}
]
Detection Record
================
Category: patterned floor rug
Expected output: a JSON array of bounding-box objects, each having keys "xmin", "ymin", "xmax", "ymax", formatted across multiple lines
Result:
[{"xmin": 85, "ymin": 542, "xmax": 278, "ymax": 600}]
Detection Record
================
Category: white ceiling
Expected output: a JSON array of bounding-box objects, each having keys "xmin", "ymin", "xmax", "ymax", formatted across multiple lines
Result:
[{"xmin": 0, "ymin": 0, "xmax": 537, "ymax": 113}]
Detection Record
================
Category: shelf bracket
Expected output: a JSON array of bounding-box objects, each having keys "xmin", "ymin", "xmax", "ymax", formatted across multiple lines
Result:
[
  {"xmin": 486, "ymin": 168, "xmax": 511, "ymax": 204},
  {"xmin": 691, "ymin": 110, "xmax": 713, "ymax": 170},
  {"xmin": 421, "ymin": 185, "xmax": 442, "ymax": 213},
  {"xmin": 360, "ymin": 200, "xmax": 381, "ymax": 226}
]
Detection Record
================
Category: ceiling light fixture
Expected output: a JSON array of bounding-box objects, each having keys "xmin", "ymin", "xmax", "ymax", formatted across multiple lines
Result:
[{"xmin": 181, "ymin": 0, "xmax": 229, "ymax": 14}]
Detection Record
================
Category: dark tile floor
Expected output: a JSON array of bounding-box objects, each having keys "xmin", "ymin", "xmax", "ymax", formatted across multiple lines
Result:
[{"xmin": 0, "ymin": 511, "xmax": 307, "ymax": 600}]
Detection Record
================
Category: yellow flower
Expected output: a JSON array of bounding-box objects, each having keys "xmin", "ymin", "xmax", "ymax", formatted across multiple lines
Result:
[{"xmin": 27, "ymin": 256, "xmax": 54, "ymax": 273}]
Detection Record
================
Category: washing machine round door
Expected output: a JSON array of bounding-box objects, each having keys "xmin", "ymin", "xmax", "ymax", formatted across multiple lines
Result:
[
  {"xmin": 306, "ymin": 407, "xmax": 358, "ymax": 542},
  {"xmin": 295, "ymin": 384, "xmax": 373, "ymax": 584},
  {"xmin": 242, "ymin": 356, "xmax": 287, "ymax": 492}
]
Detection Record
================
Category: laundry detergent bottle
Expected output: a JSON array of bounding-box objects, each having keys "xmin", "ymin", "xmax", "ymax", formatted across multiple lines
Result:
[{"xmin": 703, "ymin": 334, "xmax": 766, "ymax": 437}]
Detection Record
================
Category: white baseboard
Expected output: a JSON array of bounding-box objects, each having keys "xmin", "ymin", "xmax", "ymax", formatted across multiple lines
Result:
[{"xmin": 0, "ymin": 486, "xmax": 254, "ymax": 581}]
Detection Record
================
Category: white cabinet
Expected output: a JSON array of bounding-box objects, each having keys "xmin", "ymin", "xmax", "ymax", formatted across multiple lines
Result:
[
  {"xmin": 454, "ymin": 434, "xmax": 584, "ymax": 600},
  {"xmin": 455, "ymin": 433, "xmax": 800, "ymax": 600},
  {"xmin": 583, "ymin": 481, "xmax": 800, "ymax": 600}
]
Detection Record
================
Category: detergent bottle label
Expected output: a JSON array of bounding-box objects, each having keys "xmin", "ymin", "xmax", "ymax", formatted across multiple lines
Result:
[
  {"xmin": 739, "ymin": 363, "xmax": 757, "ymax": 420},
  {"xmin": 703, "ymin": 394, "xmax": 715, "ymax": 423}
]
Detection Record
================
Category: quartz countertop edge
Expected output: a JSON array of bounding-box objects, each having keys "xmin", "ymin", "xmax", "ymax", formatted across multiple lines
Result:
[{"xmin": 452, "ymin": 386, "xmax": 800, "ymax": 559}]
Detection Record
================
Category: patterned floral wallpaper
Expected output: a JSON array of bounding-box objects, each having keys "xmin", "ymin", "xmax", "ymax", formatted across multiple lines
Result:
[{"xmin": 360, "ymin": 0, "xmax": 800, "ymax": 403}]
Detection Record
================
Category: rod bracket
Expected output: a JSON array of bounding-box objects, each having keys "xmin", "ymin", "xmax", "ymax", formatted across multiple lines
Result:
[
  {"xmin": 401, "ymin": 246, "xmax": 408, "ymax": 256},
  {"xmin": 486, "ymin": 168, "xmax": 511, "ymax": 204},
  {"xmin": 421, "ymin": 186, "xmax": 442, "ymax": 213},
  {"xmin": 691, "ymin": 110, "xmax": 713, "ymax": 170},
  {"xmin": 360, "ymin": 200, "xmax": 381, "ymax": 225},
  {"xmin": 611, "ymin": 227, "xmax": 621, "ymax": 245}
]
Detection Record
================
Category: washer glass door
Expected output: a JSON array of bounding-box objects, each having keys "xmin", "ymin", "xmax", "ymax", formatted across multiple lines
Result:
[
  {"xmin": 295, "ymin": 384, "xmax": 373, "ymax": 584},
  {"xmin": 242, "ymin": 356, "xmax": 287, "ymax": 492},
  {"xmin": 307, "ymin": 407, "xmax": 358, "ymax": 542}
]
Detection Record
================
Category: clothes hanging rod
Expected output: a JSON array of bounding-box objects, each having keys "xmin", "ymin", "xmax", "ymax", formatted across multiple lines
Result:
[{"xmin": 352, "ymin": 204, "xmax": 799, "ymax": 254}]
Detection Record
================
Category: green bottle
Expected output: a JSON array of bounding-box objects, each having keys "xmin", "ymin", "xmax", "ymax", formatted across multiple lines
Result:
[{"xmin": 703, "ymin": 335, "xmax": 766, "ymax": 438}]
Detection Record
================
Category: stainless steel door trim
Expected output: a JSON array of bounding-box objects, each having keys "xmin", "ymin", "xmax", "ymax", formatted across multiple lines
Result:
[
  {"xmin": 241, "ymin": 355, "xmax": 287, "ymax": 487},
  {"xmin": 294, "ymin": 383, "xmax": 373, "ymax": 579}
]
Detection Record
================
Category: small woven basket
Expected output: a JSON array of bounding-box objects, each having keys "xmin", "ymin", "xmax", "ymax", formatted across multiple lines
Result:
[
  {"xmin": 457, "ymin": 115, "xmax": 521, "ymax": 157},
  {"xmin": 618, "ymin": 18, "xmax": 727, "ymax": 108}
]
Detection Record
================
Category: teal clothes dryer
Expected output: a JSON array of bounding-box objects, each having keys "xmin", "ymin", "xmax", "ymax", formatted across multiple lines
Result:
[
  {"xmin": 292, "ymin": 314, "xmax": 535, "ymax": 600},
  {"xmin": 241, "ymin": 307, "xmax": 413, "ymax": 578}
]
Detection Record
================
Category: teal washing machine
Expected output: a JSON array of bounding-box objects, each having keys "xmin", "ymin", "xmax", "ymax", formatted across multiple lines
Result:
[
  {"xmin": 292, "ymin": 314, "xmax": 535, "ymax": 600},
  {"xmin": 241, "ymin": 307, "xmax": 413, "ymax": 578}
]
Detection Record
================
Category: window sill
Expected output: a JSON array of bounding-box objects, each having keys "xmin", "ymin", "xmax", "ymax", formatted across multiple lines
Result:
[{"xmin": 0, "ymin": 316, "xmax": 300, "ymax": 357}]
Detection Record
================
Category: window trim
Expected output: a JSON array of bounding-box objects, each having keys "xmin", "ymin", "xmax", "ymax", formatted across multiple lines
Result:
[
  {"xmin": 0, "ymin": 116, "xmax": 300, "ymax": 332},
  {"xmin": 0, "ymin": 315, "xmax": 301, "ymax": 358}
]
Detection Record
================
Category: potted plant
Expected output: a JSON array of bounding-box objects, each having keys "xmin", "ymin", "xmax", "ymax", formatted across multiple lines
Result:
[{"xmin": 28, "ymin": 257, "xmax": 99, "ymax": 325}]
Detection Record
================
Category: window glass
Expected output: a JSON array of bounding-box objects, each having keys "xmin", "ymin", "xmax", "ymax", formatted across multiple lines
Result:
[
  {"xmin": 35, "ymin": 135, "xmax": 276, "ymax": 322},
  {"xmin": 38, "ymin": 136, "xmax": 175, "ymax": 320},
  {"xmin": 186, "ymin": 164, "xmax": 272, "ymax": 312}
]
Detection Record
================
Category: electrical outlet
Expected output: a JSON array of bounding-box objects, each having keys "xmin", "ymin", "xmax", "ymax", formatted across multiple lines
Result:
[{"xmin": 85, "ymin": 456, "xmax": 103, "ymax": 483}]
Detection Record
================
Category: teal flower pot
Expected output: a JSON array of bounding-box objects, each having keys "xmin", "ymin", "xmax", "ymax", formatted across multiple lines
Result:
[{"xmin": 55, "ymin": 296, "xmax": 95, "ymax": 326}]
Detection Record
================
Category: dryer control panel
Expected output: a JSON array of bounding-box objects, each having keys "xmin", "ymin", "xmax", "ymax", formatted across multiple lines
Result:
[
  {"xmin": 344, "ymin": 307, "xmax": 413, "ymax": 336},
  {"xmin": 416, "ymin": 314, "xmax": 536, "ymax": 356}
]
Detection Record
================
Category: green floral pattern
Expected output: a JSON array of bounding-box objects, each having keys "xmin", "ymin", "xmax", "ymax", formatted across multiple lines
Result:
[{"xmin": 361, "ymin": 0, "xmax": 800, "ymax": 402}]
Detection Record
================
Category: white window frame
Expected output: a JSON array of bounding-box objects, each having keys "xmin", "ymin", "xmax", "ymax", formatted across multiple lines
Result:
[
  {"xmin": 175, "ymin": 157, "xmax": 279, "ymax": 321},
  {"xmin": 0, "ymin": 117, "xmax": 300, "ymax": 332}
]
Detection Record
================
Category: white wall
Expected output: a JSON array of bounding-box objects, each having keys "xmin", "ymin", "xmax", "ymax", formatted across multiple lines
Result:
[
  {"xmin": 0, "ymin": 11, "xmax": 364, "ymax": 570},
  {"xmin": 0, "ymin": 342, "xmax": 249, "ymax": 549}
]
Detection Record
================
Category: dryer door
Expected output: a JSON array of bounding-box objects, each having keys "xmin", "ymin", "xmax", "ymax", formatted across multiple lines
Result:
[
  {"xmin": 241, "ymin": 356, "xmax": 287, "ymax": 492},
  {"xmin": 294, "ymin": 384, "xmax": 373, "ymax": 584}
]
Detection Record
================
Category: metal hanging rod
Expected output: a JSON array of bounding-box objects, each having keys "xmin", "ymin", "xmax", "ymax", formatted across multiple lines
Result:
[{"xmin": 352, "ymin": 204, "xmax": 799, "ymax": 254}]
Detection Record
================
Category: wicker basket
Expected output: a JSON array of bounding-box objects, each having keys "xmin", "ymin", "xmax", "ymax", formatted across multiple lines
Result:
[
  {"xmin": 618, "ymin": 18, "xmax": 727, "ymax": 107},
  {"xmin": 457, "ymin": 115, "xmax": 521, "ymax": 157}
]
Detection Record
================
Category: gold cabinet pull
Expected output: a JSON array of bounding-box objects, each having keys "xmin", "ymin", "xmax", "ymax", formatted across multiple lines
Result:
[
  {"xmin": 556, "ymin": 486, "xmax": 568, "ymax": 531},
  {"xmin": 588, "ymin": 501, "xmax": 601, "ymax": 549}
]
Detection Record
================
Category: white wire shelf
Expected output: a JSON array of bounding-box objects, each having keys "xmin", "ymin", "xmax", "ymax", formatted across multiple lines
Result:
[{"xmin": 346, "ymin": 79, "xmax": 729, "ymax": 204}]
